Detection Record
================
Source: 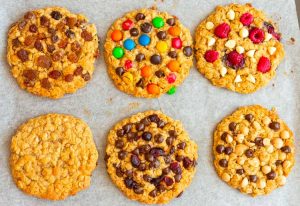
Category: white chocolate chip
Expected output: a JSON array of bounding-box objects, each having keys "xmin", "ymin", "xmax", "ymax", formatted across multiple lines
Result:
[
  {"xmin": 220, "ymin": 67, "xmax": 227, "ymax": 77},
  {"xmin": 236, "ymin": 134, "xmax": 245, "ymax": 143},
  {"xmin": 262, "ymin": 165, "xmax": 271, "ymax": 174},
  {"xmin": 239, "ymin": 28, "xmax": 249, "ymax": 38},
  {"xmin": 236, "ymin": 46, "xmax": 245, "ymax": 54},
  {"xmin": 249, "ymin": 157, "xmax": 260, "ymax": 167},
  {"xmin": 263, "ymin": 138, "xmax": 271, "ymax": 146},
  {"xmin": 257, "ymin": 179, "xmax": 266, "ymax": 189},
  {"xmin": 280, "ymin": 130, "xmax": 290, "ymax": 139},
  {"xmin": 283, "ymin": 160, "xmax": 291, "ymax": 169},
  {"xmin": 236, "ymin": 144, "xmax": 248, "ymax": 156},
  {"xmin": 263, "ymin": 116, "xmax": 271, "ymax": 125},
  {"xmin": 222, "ymin": 173, "xmax": 231, "ymax": 182},
  {"xmin": 272, "ymin": 137, "xmax": 284, "ymax": 149},
  {"xmin": 208, "ymin": 37, "xmax": 216, "ymax": 46},
  {"xmin": 225, "ymin": 40, "xmax": 236, "ymax": 49},
  {"xmin": 265, "ymin": 32, "xmax": 273, "ymax": 41},
  {"xmin": 276, "ymin": 176, "xmax": 286, "ymax": 186},
  {"xmin": 279, "ymin": 152, "xmax": 287, "ymax": 161},
  {"xmin": 253, "ymin": 121, "xmax": 261, "ymax": 130},
  {"xmin": 206, "ymin": 21, "xmax": 214, "ymax": 30},
  {"xmin": 268, "ymin": 47, "xmax": 277, "ymax": 55},
  {"xmin": 246, "ymin": 74, "xmax": 256, "ymax": 83},
  {"xmin": 226, "ymin": 135, "xmax": 233, "ymax": 143},
  {"xmin": 227, "ymin": 9, "xmax": 235, "ymax": 20},
  {"xmin": 246, "ymin": 50, "xmax": 255, "ymax": 58},
  {"xmin": 266, "ymin": 145, "xmax": 274, "ymax": 153},
  {"xmin": 241, "ymin": 127, "xmax": 249, "ymax": 135},
  {"xmin": 234, "ymin": 74, "xmax": 242, "ymax": 83},
  {"xmin": 241, "ymin": 177, "xmax": 249, "ymax": 188},
  {"xmin": 237, "ymin": 156, "xmax": 246, "ymax": 165}
]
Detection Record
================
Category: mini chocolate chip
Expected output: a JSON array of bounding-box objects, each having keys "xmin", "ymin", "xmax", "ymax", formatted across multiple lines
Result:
[
  {"xmin": 124, "ymin": 177, "xmax": 134, "ymax": 189},
  {"xmin": 150, "ymin": 159, "xmax": 160, "ymax": 168},
  {"xmin": 177, "ymin": 142, "xmax": 186, "ymax": 150},
  {"xmin": 12, "ymin": 38, "xmax": 21, "ymax": 48},
  {"xmin": 269, "ymin": 122, "xmax": 280, "ymax": 131},
  {"xmin": 115, "ymin": 167, "xmax": 124, "ymax": 177},
  {"xmin": 221, "ymin": 132, "xmax": 228, "ymax": 142},
  {"xmin": 166, "ymin": 137, "xmax": 174, "ymax": 145},
  {"xmin": 167, "ymin": 18, "xmax": 175, "ymax": 26},
  {"xmin": 154, "ymin": 134, "xmax": 164, "ymax": 144},
  {"xmin": 122, "ymin": 124, "xmax": 132, "ymax": 134},
  {"xmin": 34, "ymin": 40, "xmax": 43, "ymax": 51},
  {"xmin": 162, "ymin": 167, "xmax": 170, "ymax": 174},
  {"xmin": 48, "ymin": 70, "xmax": 61, "ymax": 79},
  {"xmin": 267, "ymin": 171, "xmax": 276, "ymax": 180},
  {"xmin": 125, "ymin": 169, "xmax": 133, "ymax": 177},
  {"xmin": 136, "ymin": 123, "xmax": 145, "ymax": 131},
  {"xmin": 47, "ymin": 44, "xmax": 55, "ymax": 53},
  {"xmin": 183, "ymin": 157, "xmax": 193, "ymax": 169},
  {"xmin": 140, "ymin": 22, "xmax": 152, "ymax": 33},
  {"xmin": 281, "ymin": 146, "xmax": 291, "ymax": 153},
  {"xmin": 174, "ymin": 174, "xmax": 182, "ymax": 182},
  {"xmin": 118, "ymin": 151, "xmax": 127, "ymax": 160},
  {"xmin": 224, "ymin": 146, "xmax": 233, "ymax": 155},
  {"xmin": 127, "ymin": 132, "xmax": 137, "ymax": 142},
  {"xmin": 168, "ymin": 130, "xmax": 177, "ymax": 138},
  {"xmin": 135, "ymin": 13, "xmax": 145, "ymax": 21},
  {"xmin": 23, "ymin": 69, "xmax": 38, "ymax": 81},
  {"xmin": 64, "ymin": 74, "xmax": 74, "ymax": 82},
  {"xmin": 50, "ymin": 11, "xmax": 62, "ymax": 20},
  {"xmin": 142, "ymin": 132, "xmax": 152, "ymax": 141},
  {"xmin": 149, "ymin": 189, "xmax": 157, "ymax": 197},
  {"xmin": 29, "ymin": 24, "xmax": 38, "ymax": 33},
  {"xmin": 170, "ymin": 162, "xmax": 182, "ymax": 174},
  {"xmin": 17, "ymin": 49, "xmax": 29, "ymax": 62},
  {"xmin": 183, "ymin": 46, "xmax": 193, "ymax": 57},
  {"xmin": 236, "ymin": 169, "xmax": 244, "ymax": 175},
  {"xmin": 168, "ymin": 51, "xmax": 177, "ymax": 58},
  {"xmin": 229, "ymin": 122, "xmax": 237, "ymax": 131},
  {"xmin": 135, "ymin": 53, "xmax": 145, "ymax": 62},
  {"xmin": 65, "ymin": 29, "xmax": 75, "ymax": 38},
  {"xmin": 219, "ymin": 159, "xmax": 228, "ymax": 167},
  {"xmin": 74, "ymin": 66, "xmax": 83, "ymax": 76},
  {"xmin": 143, "ymin": 174, "xmax": 152, "ymax": 182},
  {"xmin": 149, "ymin": 114, "xmax": 159, "ymax": 122},
  {"xmin": 141, "ymin": 117, "xmax": 151, "ymax": 126},
  {"xmin": 164, "ymin": 176, "xmax": 174, "ymax": 186},
  {"xmin": 155, "ymin": 70, "xmax": 165, "ymax": 78},
  {"xmin": 133, "ymin": 186, "xmax": 144, "ymax": 194},
  {"xmin": 132, "ymin": 148, "xmax": 140, "ymax": 155},
  {"xmin": 41, "ymin": 78, "xmax": 51, "ymax": 89},
  {"xmin": 255, "ymin": 137, "xmax": 264, "ymax": 147},
  {"xmin": 40, "ymin": 16, "xmax": 50, "ymax": 27},
  {"xmin": 24, "ymin": 12, "xmax": 35, "ymax": 20},
  {"xmin": 145, "ymin": 153, "xmax": 154, "ymax": 162},
  {"xmin": 245, "ymin": 149, "xmax": 254, "ymax": 158},
  {"xmin": 216, "ymin": 145, "xmax": 225, "ymax": 154},
  {"xmin": 115, "ymin": 139, "xmax": 124, "ymax": 149},
  {"xmin": 157, "ymin": 184, "xmax": 166, "ymax": 193},
  {"xmin": 115, "ymin": 67, "xmax": 125, "ymax": 76},
  {"xmin": 81, "ymin": 72, "xmax": 91, "ymax": 81},
  {"xmin": 130, "ymin": 28, "xmax": 139, "ymax": 36},
  {"xmin": 157, "ymin": 120, "xmax": 165, "ymax": 128},
  {"xmin": 18, "ymin": 20, "xmax": 27, "ymax": 30},
  {"xmin": 157, "ymin": 31, "xmax": 167, "ymax": 40},
  {"xmin": 275, "ymin": 160, "xmax": 282, "ymax": 166},
  {"xmin": 150, "ymin": 54, "xmax": 162, "ymax": 65},
  {"xmin": 164, "ymin": 155, "xmax": 171, "ymax": 164},
  {"xmin": 139, "ymin": 144, "xmax": 151, "ymax": 154},
  {"xmin": 169, "ymin": 146, "xmax": 175, "ymax": 154},
  {"xmin": 138, "ymin": 163, "xmax": 147, "ymax": 171},
  {"xmin": 249, "ymin": 175, "xmax": 258, "ymax": 183},
  {"xmin": 131, "ymin": 154, "xmax": 141, "ymax": 168},
  {"xmin": 116, "ymin": 129, "xmax": 124, "ymax": 137},
  {"xmin": 245, "ymin": 114, "xmax": 254, "ymax": 122},
  {"xmin": 136, "ymin": 78, "xmax": 144, "ymax": 88}
]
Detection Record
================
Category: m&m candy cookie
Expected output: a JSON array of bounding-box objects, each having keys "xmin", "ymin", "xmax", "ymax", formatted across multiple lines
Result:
[
  {"xmin": 195, "ymin": 4, "xmax": 285, "ymax": 94},
  {"xmin": 104, "ymin": 8, "xmax": 193, "ymax": 98}
]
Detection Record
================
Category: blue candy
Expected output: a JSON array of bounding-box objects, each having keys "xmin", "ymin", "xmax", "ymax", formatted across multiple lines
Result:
[
  {"xmin": 138, "ymin": 34, "xmax": 151, "ymax": 46},
  {"xmin": 123, "ymin": 39, "xmax": 136, "ymax": 51}
]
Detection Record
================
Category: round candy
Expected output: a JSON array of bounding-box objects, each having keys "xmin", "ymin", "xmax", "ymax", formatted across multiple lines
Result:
[
  {"xmin": 171, "ymin": 37, "xmax": 182, "ymax": 49},
  {"xmin": 141, "ymin": 66, "xmax": 152, "ymax": 78},
  {"xmin": 168, "ymin": 26, "xmax": 181, "ymax": 36},
  {"xmin": 122, "ymin": 72, "xmax": 133, "ymax": 84},
  {"xmin": 156, "ymin": 41, "xmax": 168, "ymax": 53},
  {"xmin": 111, "ymin": 30, "xmax": 123, "ymax": 41},
  {"xmin": 167, "ymin": 60, "xmax": 180, "ymax": 72},
  {"xmin": 152, "ymin": 17, "xmax": 164, "ymax": 28},
  {"xmin": 147, "ymin": 83, "xmax": 160, "ymax": 94},
  {"xmin": 167, "ymin": 73, "xmax": 176, "ymax": 83},
  {"xmin": 112, "ymin": 47, "xmax": 124, "ymax": 59},
  {"xmin": 138, "ymin": 34, "xmax": 151, "ymax": 46},
  {"xmin": 124, "ymin": 60, "xmax": 133, "ymax": 70},
  {"xmin": 122, "ymin": 19, "xmax": 134, "ymax": 30},
  {"xmin": 167, "ymin": 86, "xmax": 176, "ymax": 95},
  {"xmin": 123, "ymin": 39, "xmax": 136, "ymax": 51}
]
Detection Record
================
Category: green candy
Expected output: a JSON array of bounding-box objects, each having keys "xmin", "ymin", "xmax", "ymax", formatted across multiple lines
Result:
[
  {"xmin": 152, "ymin": 17, "xmax": 164, "ymax": 28},
  {"xmin": 167, "ymin": 86, "xmax": 176, "ymax": 95},
  {"xmin": 112, "ymin": 47, "xmax": 124, "ymax": 59}
]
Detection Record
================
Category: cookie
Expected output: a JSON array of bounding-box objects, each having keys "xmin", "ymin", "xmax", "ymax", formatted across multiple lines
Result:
[
  {"xmin": 7, "ymin": 7, "xmax": 99, "ymax": 99},
  {"xmin": 195, "ymin": 4, "xmax": 285, "ymax": 93},
  {"xmin": 104, "ymin": 8, "xmax": 193, "ymax": 98},
  {"xmin": 10, "ymin": 114, "xmax": 98, "ymax": 200},
  {"xmin": 213, "ymin": 105, "xmax": 295, "ymax": 196},
  {"xmin": 105, "ymin": 111, "xmax": 198, "ymax": 204}
]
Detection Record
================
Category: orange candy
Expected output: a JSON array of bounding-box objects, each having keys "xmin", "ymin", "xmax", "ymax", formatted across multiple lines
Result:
[
  {"xmin": 111, "ymin": 30, "xmax": 123, "ymax": 41},
  {"xmin": 167, "ymin": 60, "xmax": 180, "ymax": 72},
  {"xmin": 141, "ymin": 66, "xmax": 152, "ymax": 78},
  {"xmin": 147, "ymin": 84, "xmax": 160, "ymax": 94},
  {"xmin": 168, "ymin": 26, "xmax": 181, "ymax": 36}
]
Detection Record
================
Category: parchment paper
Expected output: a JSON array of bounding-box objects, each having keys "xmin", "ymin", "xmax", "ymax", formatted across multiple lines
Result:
[{"xmin": 0, "ymin": 0, "xmax": 300, "ymax": 205}]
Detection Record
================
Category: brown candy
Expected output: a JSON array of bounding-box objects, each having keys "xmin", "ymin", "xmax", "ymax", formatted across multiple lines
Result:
[
  {"xmin": 135, "ymin": 13, "xmax": 145, "ymax": 21},
  {"xmin": 50, "ymin": 11, "xmax": 62, "ymax": 20}
]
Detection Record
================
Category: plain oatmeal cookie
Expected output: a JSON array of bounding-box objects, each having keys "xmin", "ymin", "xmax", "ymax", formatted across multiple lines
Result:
[
  {"xmin": 10, "ymin": 114, "xmax": 98, "ymax": 200},
  {"xmin": 213, "ymin": 105, "xmax": 295, "ymax": 196},
  {"xmin": 195, "ymin": 4, "xmax": 285, "ymax": 93},
  {"xmin": 105, "ymin": 111, "xmax": 198, "ymax": 204},
  {"xmin": 7, "ymin": 7, "xmax": 99, "ymax": 98},
  {"xmin": 104, "ymin": 8, "xmax": 193, "ymax": 98}
]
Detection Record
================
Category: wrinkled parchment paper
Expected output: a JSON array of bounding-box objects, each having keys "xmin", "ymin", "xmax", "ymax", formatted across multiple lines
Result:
[{"xmin": 0, "ymin": 0, "xmax": 300, "ymax": 205}]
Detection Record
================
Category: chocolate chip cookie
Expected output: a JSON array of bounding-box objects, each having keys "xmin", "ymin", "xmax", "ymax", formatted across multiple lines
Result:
[
  {"xmin": 104, "ymin": 8, "xmax": 193, "ymax": 98},
  {"xmin": 213, "ymin": 105, "xmax": 295, "ymax": 196},
  {"xmin": 195, "ymin": 4, "xmax": 285, "ymax": 93},
  {"xmin": 105, "ymin": 111, "xmax": 198, "ymax": 204},
  {"xmin": 7, "ymin": 7, "xmax": 99, "ymax": 98},
  {"xmin": 10, "ymin": 114, "xmax": 98, "ymax": 200}
]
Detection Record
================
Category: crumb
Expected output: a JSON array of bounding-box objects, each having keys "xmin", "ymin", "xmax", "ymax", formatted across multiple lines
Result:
[
  {"xmin": 287, "ymin": 37, "xmax": 295, "ymax": 45},
  {"xmin": 106, "ymin": 97, "xmax": 113, "ymax": 104},
  {"xmin": 272, "ymin": 83, "xmax": 275, "ymax": 87},
  {"xmin": 83, "ymin": 108, "xmax": 91, "ymax": 117},
  {"xmin": 128, "ymin": 102, "xmax": 140, "ymax": 109},
  {"xmin": 291, "ymin": 70, "xmax": 294, "ymax": 73}
]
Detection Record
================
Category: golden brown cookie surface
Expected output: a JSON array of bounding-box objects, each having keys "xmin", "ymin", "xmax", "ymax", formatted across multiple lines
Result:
[
  {"xmin": 195, "ymin": 4, "xmax": 285, "ymax": 93},
  {"xmin": 105, "ymin": 111, "xmax": 198, "ymax": 204},
  {"xmin": 10, "ymin": 114, "xmax": 98, "ymax": 200},
  {"xmin": 104, "ymin": 8, "xmax": 193, "ymax": 98},
  {"xmin": 213, "ymin": 105, "xmax": 295, "ymax": 196},
  {"xmin": 7, "ymin": 7, "xmax": 99, "ymax": 99}
]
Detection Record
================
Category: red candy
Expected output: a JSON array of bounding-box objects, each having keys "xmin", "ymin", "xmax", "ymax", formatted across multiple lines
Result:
[
  {"xmin": 171, "ymin": 37, "xmax": 182, "ymax": 49},
  {"xmin": 167, "ymin": 73, "xmax": 176, "ymax": 83},
  {"xmin": 257, "ymin": 56, "xmax": 271, "ymax": 73},
  {"xmin": 225, "ymin": 51, "xmax": 245, "ymax": 69},
  {"xmin": 240, "ymin": 13, "xmax": 254, "ymax": 26},
  {"xmin": 124, "ymin": 60, "xmax": 133, "ymax": 70},
  {"xmin": 204, "ymin": 50, "xmax": 219, "ymax": 63},
  {"xmin": 214, "ymin": 23, "xmax": 231, "ymax": 38},
  {"xmin": 122, "ymin": 19, "xmax": 134, "ymax": 30},
  {"xmin": 249, "ymin": 27, "xmax": 265, "ymax": 44}
]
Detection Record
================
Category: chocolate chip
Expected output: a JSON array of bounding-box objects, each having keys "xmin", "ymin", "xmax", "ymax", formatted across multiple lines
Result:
[
  {"xmin": 133, "ymin": 185, "xmax": 144, "ymax": 194},
  {"xmin": 143, "ymin": 174, "xmax": 152, "ymax": 182},
  {"xmin": 132, "ymin": 148, "xmax": 140, "ymax": 155},
  {"xmin": 162, "ymin": 167, "xmax": 170, "ymax": 175},
  {"xmin": 66, "ymin": 17, "xmax": 77, "ymax": 28},
  {"xmin": 142, "ymin": 132, "xmax": 152, "ymax": 141},
  {"xmin": 166, "ymin": 137, "xmax": 174, "ymax": 145},
  {"xmin": 124, "ymin": 177, "xmax": 134, "ymax": 189},
  {"xmin": 255, "ymin": 137, "xmax": 264, "ymax": 147},
  {"xmin": 74, "ymin": 66, "xmax": 83, "ymax": 76},
  {"xmin": 236, "ymin": 168, "xmax": 244, "ymax": 175},
  {"xmin": 18, "ymin": 20, "xmax": 27, "ymax": 30},
  {"xmin": 127, "ymin": 132, "xmax": 137, "ymax": 142},
  {"xmin": 64, "ymin": 74, "xmax": 74, "ymax": 82},
  {"xmin": 163, "ymin": 176, "xmax": 174, "ymax": 186},
  {"xmin": 245, "ymin": 114, "xmax": 254, "ymax": 122},
  {"xmin": 183, "ymin": 46, "xmax": 193, "ymax": 57},
  {"xmin": 40, "ymin": 16, "xmax": 50, "ymax": 27},
  {"xmin": 47, "ymin": 44, "xmax": 55, "ymax": 53},
  {"xmin": 149, "ymin": 114, "xmax": 159, "ymax": 122},
  {"xmin": 164, "ymin": 155, "xmax": 171, "ymax": 164},
  {"xmin": 229, "ymin": 122, "xmax": 237, "ymax": 131},
  {"xmin": 177, "ymin": 142, "xmax": 186, "ymax": 150},
  {"xmin": 136, "ymin": 122, "xmax": 145, "ymax": 131},
  {"xmin": 269, "ymin": 122, "xmax": 280, "ymax": 131},
  {"xmin": 40, "ymin": 78, "xmax": 51, "ymax": 89},
  {"xmin": 281, "ymin": 146, "xmax": 291, "ymax": 153},
  {"xmin": 48, "ymin": 70, "xmax": 61, "ymax": 79},
  {"xmin": 115, "ymin": 139, "xmax": 124, "ymax": 149},
  {"xmin": 81, "ymin": 30, "xmax": 93, "ymax": 41},
  {"xmin": 150, "ymin": 54, "xmax": 162, "ymax": 65},
  {"xmin": 81, "ymin": 72, "xmax": 91, "ymax": 81},
  {"xmin": 140, "ymin": 22, "xmax": 152, "ymax": 33},
  {"xmin": 183, "ymin": 157, "xmax": 193, "ymax": 169},
  {"xmin": 24, "ymin": 12, "xmax": 35, "ymax": 20},
  {"xmin": 145, "ymin": 153, "xmax": 154, "ymax": 162},
  {"xmin": 135, "ymin": 53, "xmax": 145, "ymax": 62},
  {"xmin": 12, "ymin": 38, "xmax": 21, "ymax": 48},
  {"xmin": 139, "ymin": 144, "xmax": 151, "ymax": 154},
  {"xmin": 115, "ymin": 167, "xmax": 123, "ymax": 177},
  {"xmin": 149, "ymin": 189, "xmax": 157, "ymax": 197},
  {"xmin": 149, "ymin": 159, "xmax": 160, "ymax": 168},
  {"xmin": 71, "ymin": 41, "xmax": 81, "ymax": 52},
  {"xmin": 169, "ymin": 146, "xmax": 176, "ymax": 154},
  {"xmin": 221, "ymin": 132, "xmax": 228, "ymax": 142},
  {"xmin": 125, "ymin": 169, "xmax": 133, "ymax": 177},
  {"xmin": 249, "ymin": 175, "xmax": 257, "ymax": 183},
  {"xmin": 157, "ymin": 31, "xmax": 167, "ymax": 40},
  {"xmin": 52, "ymin": 51, "xmax": 62, "ymax": 62},
  {"xmin": 29, "ymin": 24, "xmax": 38, "ymax": 33},
  {"xmin": 154, "ymin": 134, "xmax": 164, "ymax": 143},
  {"xmin": 275, "ymin": 160, "xmax": 282, "ymax": 166},
  {"xmin": 245, "ymin": 149, "xmax": 254, "ymax": 158},
  {"xmin": 157, "ymin": 120, "xmax": 166, "ymax": 128},
  {"xmin": 224, "ymin": 146, "xmax": 233, "ymax": 155},
  {"xmin": 141, "ymin": 117, "xmax": 151, "ymax": 126},
  {"xmin": 37, "ymin": 55, "xmax": 52, "ymax": 69},
  {"xmin": 130, "ymin": 28, "xmax": 139, "ymax": 37},
  {"xmin": 267, "ymin": 171, "xmax": 276, "ymax": 180},
  {"xmin": 131, "ymin": 154, "xmax": 141, "ymax": 168},
  {"xmin": 135, "ymin": 13, "xmax": 145, "ymax": 21},
  {"xmin": 168, "ymin": 130, "xmax": 177, "ymax": 138},
  {"xmin": 219, "ymin": 159, "xmax": 228, "ymax": 167},
  {"xmin": 34, "ymin": 40, "xmax": 43, "ymax": 51},
  {"xmin": 23, "ymin": 69, "xmax": 37, "ymax": 81},
  {"xmin": 216, "ymin": 145, "xmax": 225, "ymax": 154},
  {"xmin": 150, "ymin": 147, "xmax": 165, "ymax": 157},
  {"xmin": 174, "ymin": 174, "xmax": 182, "ymax": 182},
  {"xmin": 50, "ymin": 11, "xmax": 62, "ymax": 20},
  {"xmin": 65, "ymin": 29, "xmax": 75, "ymax": 38},
  {"xmin": 115, "ymin": 67, "xmax": 125, "ymax": 76},
  {"xmin": 17, "ymin": 49, "xmax": 29, "ymax": 62},
  {"xmin": 122, "ymin": 124, "xmax": 132, "ymax": 134},
  {"xmin": 155, "ymin": 70, "xmax": 165, "ymax": 78},
  {"xmin": 118, "ymin": 151, "xmax": 127, "ymax": 160},
  {"xmin": 116, "ymin": 129, "xmax": 124, "ymax": 137},
  {"xmin": 168, "ymin": 51, "xmax": 177, "ymax": 58},
  {"xmin": 166, "ymin": 18, "xmax": 175, "ymax": 26},
  {"xmin": 136, "ymin": 78, "xmax": 144, "ymax": 88},
  {"xmin": 138, "ymin": 163, "xmax": 147, "ymax": 171},
  {"xmin": 169, "ymin": 162, "xmax": 182, "ymax": 174}
]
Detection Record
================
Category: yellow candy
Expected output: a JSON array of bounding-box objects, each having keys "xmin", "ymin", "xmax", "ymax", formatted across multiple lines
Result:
[
  {"xmin": 122, "ymin": 72, "xmax": 133, "ymax": 84},
  {"xmin": 156, "ymin": 41, "xmax": 168, "ymax": 53}
]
